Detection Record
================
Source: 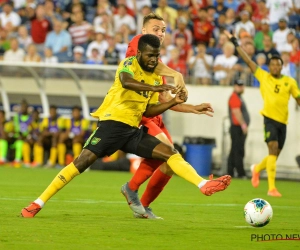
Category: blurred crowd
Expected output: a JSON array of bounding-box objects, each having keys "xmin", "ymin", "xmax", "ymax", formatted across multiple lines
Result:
[{"xmin": 0, "ymin": 0, "xmax": 299, "ymax": 85}]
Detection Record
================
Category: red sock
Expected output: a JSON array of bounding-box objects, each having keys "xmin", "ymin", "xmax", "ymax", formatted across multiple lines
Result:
[
  {"xmin": 140, "ymin": 168, "xmax": 172, "ymax": 207},
  {"xmin": 128, "ymin": 158, "xmax": 163, "ymax": 191}
]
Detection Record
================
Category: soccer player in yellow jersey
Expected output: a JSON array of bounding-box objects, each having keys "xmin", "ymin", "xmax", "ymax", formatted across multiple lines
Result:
[
  {"xmin": 57, "ymin": 106, "xmax": 90, "ymax": 166},
  {"xmin": 38, "ymin": 105, "xmax": 65, "ymax": 168},
  {"xmin": 224, "ymin": 30, "xmax": 300, "ymax": 197},
  {"xmin": 21, "ymin": 34, "xmax": 231, "ymax": 218}
]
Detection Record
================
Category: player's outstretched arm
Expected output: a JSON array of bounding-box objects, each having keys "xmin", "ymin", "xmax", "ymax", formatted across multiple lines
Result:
[
  {"xmin": 296, "ymin": 97, "xmax": 300, "ymax": 106},
  {"xmin": 144, "ymin": 91, "xmax": 187, "ymax": 117},
  {"xmin": 159, "ymin": 92, "xmax": 214, "ymax": 117},
  {"xmin": 154, "ymin": 61, "xmax": 187, "ymax": 93},
  {"xmin": 224, "ymin": 30, "xmax": 257, "ymax": 74},
  {"xmin": 120, "ymin": 72, "xmax": 176, "ymax": 92}
]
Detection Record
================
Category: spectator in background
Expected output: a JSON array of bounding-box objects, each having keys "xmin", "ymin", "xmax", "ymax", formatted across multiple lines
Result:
[
  {"xmin": 31, "ymin": 4, "xmax": 51, "ymax": 53},
  {"xmin": 207, "ymin": 32, "xmax": 229, "ymax": 58},
  {"xmin": 215, "ymin": 0, "xmax": 228, "ymax": 18},
  {"xmin": 86, "ymin": 48, "xmax": 103, "ymax": 64},
  {"xmin": 86, "ymin": 28, "xmax": 108, "ymax": 60},
  {"xmin": 213, "ymin": 13, "xmax": 226, "ymax": 40},
  {"xmin": 189, "ymin": 42, "xmax": 213, "ymax": 85},
  {"xmin": 227, "ymin": 79, "xmax": 250, "ymax": 179},
  {"xmin": 43, "ymin": 47, "xmax": 58, "ymax": 63},
  {"xmin": 155, "ymin": 0, "xmax": 178, "ymax": 30},
  {"xmin": 281, "ymin": 29, "xmax": 297, "ymax": 53},
  {"xmin": 272, "ymin": 18, "xmax": 291, "ymax": 53},
  {"xmin": 68, "ymin": 11, "xmax": 92, "ymax": 49},
  {"xmin": 63, "ymin": 0, "xmax": 86, "ymax": 21},
  {"xmin": 167, "ymin": 47, "xmax": 187, "ymax": 77},
  {"xmin": 136, "ymin": 6, "xmax": 152, "ymax": 35},
  {"xmin": 24, "ymin": 44, "xmax": 41, "ymax": 62},
  {"xmin": 172, "ymin": 16, "xmax": 193, "ymax": 45},
  {"xmin": 224, "ymin": 8, "xmax": 236, "ymax": 33},
  {"xmin": 72, "ymin": 45, "xmax": 85, "ymax": 64},
  {"xmin": 257, "ymin": 35, "xmax": 280, "ymax": 63},
  {"xmin": 44, "ymin": 0, "xmax": 63, "ymax": 27},
  {"xmin": 103, "ymin": 36, "xmax": 120, "ymax": 65},
  {"xmin": 113, "ymin": 4, "xmax": 136, "ymax": 35},
  {"xmin": 281, "ymin": 51, "xmax": 297, "ymax": 79},
  {"xmin": 206, "ymin": 6, "xmax": 217, "ymax": 25},
  {"xmin": 235, "ymin": 10, "xmax": 255, "ymax": 37},
  {"xmin": 173, "ymin": 34, "xmax": 194, "ymax": 62},
  {"xmin": 0, "ymin": 29, "xmax": 10, "ymax": 56},
  {"xmin": 93, "ymin": 11, "xmax": 113, "ymax": 36},
  {"xmin": 213, "ymin": 41, "xmax": 238, "ymax": 85},
  {"xmin": 17, "ymin": 25, "xmax": 32, "ymax": 50},
  {"xmin": 192, "ymin": 8, "xmax": 214, "ymax": 46},
  {"xmin": 45, "ymin": 20, "xmax": 72, "ymax": 62},
  {"xmin": 254, "ymin": 19, "xmax": 273, "ymax": 51},
  {"xmin": 62, "ymin": 2, "xmax": 83, "ymax": 30},
  {"xmin": 224, "ymin": 0, "xmax": 239, "ymax": 12},
  {"xmin": 266, "ymin": 0, "xmax": 293, "ymax": 31},
  {"xmin": 0, "ymin": 2, "xmax": 21, "ymax": 32},
  {"xmin": 252, "ymin": 0, "xmax": 269, "ymax": 31},
  {"xmin": 115, "ymin": 32, "xmax": 128, "ymax": 61},
  {"xmin": 237, "ymin": 0, "xmax": 257, "ymax": 15},
  {"xmin": 290, "ymin": 38, "xmax": 300, "ymax": 66},
  {"xmin": 253, "ymin": 53, "xmax": 268, "ymax": 87},
  {"xmin": 3, "ymin": 37, "xmax": 25, "ymax": 61},
  {"xmin": 112, "ymin": 0, "xmax": 135, "ymax": 17}
]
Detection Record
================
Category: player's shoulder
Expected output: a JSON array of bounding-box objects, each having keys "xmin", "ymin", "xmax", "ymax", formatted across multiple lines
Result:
[
  {"xmin": 121, "ymin": 56, "xmax": 137, "ymax": 67},
  {"xmin": 130, "ymin": 34, "xmax": 143, "ymax": 44}
]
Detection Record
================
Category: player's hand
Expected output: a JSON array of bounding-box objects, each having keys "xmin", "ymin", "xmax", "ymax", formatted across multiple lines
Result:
[
  {"xmin": 223, "ymin": 30, "xmax": 233, "ymax": 39},
  {"xmin": 152, "ymin": 84, "xmax": 176, "ymax": 92},
  {"xmin": 241, "ymin": 123, "xmax": 248, "ymax": 135},
  {"xmin": 173, "ymin": 73, "xmax": 186, "ymax": 93},
  {"xmin": 191, "ymin": 103, "xmax": 214, "ymax": 117},
  {"xmin": 174, "ymin": 91, "xmax": 188, "ymax": 104}
]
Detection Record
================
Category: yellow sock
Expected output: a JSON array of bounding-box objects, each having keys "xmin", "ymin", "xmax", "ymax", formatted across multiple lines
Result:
[
  {"xmin": 266, "ymin": 155, "xmax": 277, "ymax": 191},
  {"xmin": 255, "ymin": 156, "xmax": 268, "ymax": 173},
  {"xmin": 33, "ymin": 143, "xmax": 44, "ymax": 164},
  {"xmin": 167, "ymin": 154, "xmax": 204, "ymax": 186},
  {"xmin": 58, "ymin": 143, "xmax": 66, "ymax": 166},
  {"xmin": 22, "ymin": 142, "xmax": 31, "ymax": 163},
  {"xmin": 49, "ymin": 147, "xmax": 58, "ymax": 165},
  {"xmin": 39, "ymin": 162, "xmax": 80, "ymax": 203},
  {"xmin": 73, "ymin": 143, "xmax": 82, "ymax": 159}
]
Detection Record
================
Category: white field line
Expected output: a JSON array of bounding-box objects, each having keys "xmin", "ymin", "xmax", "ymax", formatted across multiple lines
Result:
[{"xmin": 0, "ymin": 197, "xmax": 299, "ymax": 209}]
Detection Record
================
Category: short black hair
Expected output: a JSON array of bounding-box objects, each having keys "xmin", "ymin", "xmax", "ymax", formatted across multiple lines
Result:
[
  {"xmin": 72, "ymin": 105, "xmax": 81, "ymax": 111},
  {"xmin": 268, "ymin": 55, "xmax": 283, "ymax": 66},
  {"xmin": 50, "ymin": 105, "xmax": 57, "ymax": 110},
  {"xmin": 138, "ymin": 34, "xmax": 160, "ymax": 52}
]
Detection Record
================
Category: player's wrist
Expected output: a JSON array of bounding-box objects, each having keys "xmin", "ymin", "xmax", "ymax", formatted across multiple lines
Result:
[
  {"xmin": 241, "ymin": 123, "xmax": 247, "ymax": 130},
  {"xmin": 230, "ymin": 37, "xmax": 239, "ymax": 47}
]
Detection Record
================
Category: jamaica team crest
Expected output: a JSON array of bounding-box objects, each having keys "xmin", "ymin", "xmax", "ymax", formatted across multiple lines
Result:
[{"xmin": 91, "ymin": 137, "xmax": 101, "ymax": 145}]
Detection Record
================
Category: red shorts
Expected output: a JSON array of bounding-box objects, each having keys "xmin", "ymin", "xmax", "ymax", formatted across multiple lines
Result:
[{"xmin": 140, "ymin": 116, "xmax": 173, "ymax": 144}]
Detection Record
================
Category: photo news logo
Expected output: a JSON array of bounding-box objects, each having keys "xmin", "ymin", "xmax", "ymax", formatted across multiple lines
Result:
[{"xmin": 251, "ymin": 234, "xmax": 300, "ymax": 242}]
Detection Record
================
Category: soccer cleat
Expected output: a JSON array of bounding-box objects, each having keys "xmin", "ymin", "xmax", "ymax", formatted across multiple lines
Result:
[
  {"xmin": 268, "ymin": 189, "xmax": 282, "ymax": 197},
  {"xmin": 200, "ymin": 174, "xmax": 231, "ymax": 196},
  {"xmin": 251, "ymin": 164, "xmax": 260, "ymax": 188},
  {"xmin": 133, "ymin": 207, "xmax": 163, "ymax": 220},
  {"xmin": 31, "ymin": 162, "xmax": 41, "ymax": 168},
  {"xmin": 121, "ymin": 182, "xmax": 145, "ymax": 215},
  {"xmin": 21, "ymin": 202, "xmax": 42, "ymax": 218}
]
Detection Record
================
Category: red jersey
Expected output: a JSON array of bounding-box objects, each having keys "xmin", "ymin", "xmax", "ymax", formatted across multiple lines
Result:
[
  {"xmin": 229, "ymin": 92, "xmax": 242, "ymax": 126},
  {"xmin": 31, "ymin": 18, "xmax": 51, "ymax": 44},
  {"xmin": 126, "ymin": 35, "xmax": 165, "ymax": 125},
  {"xmin": 290, "ymin": 51, "xmax": 300, "ymax": 65},
  {"xmin": 192, "ymin": 19, "xmax": 214, "ymax": 43}
]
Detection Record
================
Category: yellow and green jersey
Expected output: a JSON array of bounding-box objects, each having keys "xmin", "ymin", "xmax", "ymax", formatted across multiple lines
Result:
[
  {"xmin": 254, "ymin": 67, "xmax": 300, "ymax": 124},
  {"xmin": 40, "ymin": 117, "xmax": 65, "ymax": 133},
  {"xmin": 91, "ymin": 56, "xmax": 162, "ymax": 127}
]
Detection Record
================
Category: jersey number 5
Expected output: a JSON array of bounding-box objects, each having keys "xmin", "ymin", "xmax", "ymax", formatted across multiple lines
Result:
[{"xmin": 274, "ymin": 84, "xmax": 280, "ymax": 93}]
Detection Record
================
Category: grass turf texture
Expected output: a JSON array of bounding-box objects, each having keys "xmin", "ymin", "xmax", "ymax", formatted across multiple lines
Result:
[{"xmin": 0, "ymin": 167, "xmax": 299, "ymax": 250}]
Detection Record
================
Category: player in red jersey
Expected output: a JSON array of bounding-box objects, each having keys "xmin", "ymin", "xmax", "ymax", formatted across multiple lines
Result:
[{"xmin": 122, "ymin": 13, "xmax": 216, "ymax": 219}]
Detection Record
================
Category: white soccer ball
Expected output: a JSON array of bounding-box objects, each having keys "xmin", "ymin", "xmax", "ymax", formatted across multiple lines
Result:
[{"xmin": 244, "ymin": 198, "xmax": 273, "ymax": 227}]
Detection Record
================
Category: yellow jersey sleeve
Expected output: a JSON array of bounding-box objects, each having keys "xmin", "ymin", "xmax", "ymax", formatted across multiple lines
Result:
[
  {"xmin": 65, "ymin": 119, "xmax": 72, "ymax": 130},
  {"xmin": 40, "ymin": 118, "xmax": 48, "ymax": 131},
  {"xmin": 81, "ymin": 119, "xmax": 90, "ymax": 131},
  {"xmin": 254, "ymin": 66, "xmax": 268, "ymax": 87},
  {"xmin": 119, "ymin": 56, "xmax": 136, "ymax": 76},
  {"xmin": 4, "ymin": 121, "xmax": 14, "ymax": 133},
  {"xmin": 57, "ymin": 117, "xmax": 65, "ymax": 130},
  {"xmin": 148, "ymin": 92, "xmax": 159, "ymax": 105},
  {"xmin": 290, "ymin": 79, "xmax": 300, "ymax": 99}
]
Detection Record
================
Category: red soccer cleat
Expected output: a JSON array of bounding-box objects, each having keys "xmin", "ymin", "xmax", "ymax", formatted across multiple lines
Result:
[
  {"xmin": 200, "ymin": 174, "xmax": 231, "ymax": 196},
  {"xmin": 268, "ymin": 189, "xmax": 282, "ymax": 197},
  {"xmin": 21, "ymin": 202, "xmax": 41, "ymax": 218},
  {"xmin": 251, "ymin": 164, "xmax": 260, "ymax": 188}
]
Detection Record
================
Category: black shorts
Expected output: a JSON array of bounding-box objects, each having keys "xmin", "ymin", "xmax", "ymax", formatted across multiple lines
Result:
[
  {"xmin": 83, "ymin": 120, "xmax": 161, "ymax": 158},
  {"xmin": 264, "ymin": 116, "xmax": 287, "ymax": 149}
]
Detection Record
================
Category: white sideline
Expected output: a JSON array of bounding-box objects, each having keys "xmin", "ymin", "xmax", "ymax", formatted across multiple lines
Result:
[{"xmin": 0, "ymin": 197, "xmax": 298, "ymax": 209}]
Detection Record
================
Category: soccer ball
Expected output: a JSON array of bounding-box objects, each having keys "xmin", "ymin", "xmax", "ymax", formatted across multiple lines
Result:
[{"xmin": 244, "ymin": 198, "xmax": 273, "ymax": 227}]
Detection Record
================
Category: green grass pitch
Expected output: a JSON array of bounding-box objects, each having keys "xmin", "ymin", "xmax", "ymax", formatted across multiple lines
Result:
[{"xmin": 1, "ymin": 167, "xmax": 300, "ymax": 250}]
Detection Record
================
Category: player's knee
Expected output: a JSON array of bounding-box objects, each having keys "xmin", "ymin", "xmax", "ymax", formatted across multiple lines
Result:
[{"xmin": 160, "ymin": 163, "xmax": 174, "ymax": 176}]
